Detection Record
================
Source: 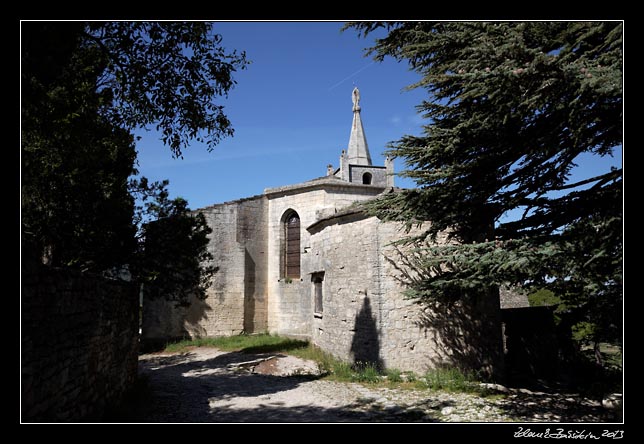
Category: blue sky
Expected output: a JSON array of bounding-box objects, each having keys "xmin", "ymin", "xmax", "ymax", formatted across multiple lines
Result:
[
  {"xmin": 134, "ymin": 21, "xmax": 622, "ymax": 216},
  {"xmin": 134, "ymin": 22, "xmax": 424, "ymax": 209}
]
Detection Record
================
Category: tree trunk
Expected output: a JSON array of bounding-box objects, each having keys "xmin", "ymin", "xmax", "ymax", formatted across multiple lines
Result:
[{"xmin": 594, "ymin": 341, "xmax": 603, "ymax": 367}]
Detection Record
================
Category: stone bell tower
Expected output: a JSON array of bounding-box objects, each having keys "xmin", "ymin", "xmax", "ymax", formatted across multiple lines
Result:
[
  {"xmin": 347, "ymin": 86, "xmax": 372, "ymax": 166},
  {"xmin": 333, "ymin": 87, "xmax": 394, "ymax": 187}
]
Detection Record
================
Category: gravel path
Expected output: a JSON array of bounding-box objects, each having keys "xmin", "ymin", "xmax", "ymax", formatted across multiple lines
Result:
[{"xmin": 115, "ymin": 347, "xmax": 618, "ymax": 423}]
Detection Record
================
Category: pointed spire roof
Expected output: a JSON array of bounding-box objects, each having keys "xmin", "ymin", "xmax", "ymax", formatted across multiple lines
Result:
[{"xmin": 347, "ymin": 87, "xmax": 372, "ymax": 166}]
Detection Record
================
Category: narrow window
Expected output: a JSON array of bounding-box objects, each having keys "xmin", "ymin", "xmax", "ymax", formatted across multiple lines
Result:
[
  {"xmin": 284, "ymin": 212, "xmax": 300, "ymax": 279},
  {"xmin": 362, "ymin": 172, "xmax": 372, "ymax": 185},
  {"xmin": 312, "ymin": 272, "xmax": 324, "ymax": 315}
]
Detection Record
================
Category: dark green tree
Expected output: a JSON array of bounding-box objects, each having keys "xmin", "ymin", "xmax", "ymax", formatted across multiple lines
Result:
[
  {"xmin": 22, "ymin": 22, "xmax": 138, "ymax": 270},
  {"xmin": 347, "ymin": 22, "xmax": 622, "ymax": 352},
  {"xmin": 135, "ymin": 189, "xmax": 217, "ymax": 305},
  {"xmin": 22, "ymin": 22, "xmax": 247, "ymax": 271},
  {"xmin": 79, "ymin": 21, "xmax": 247, "ymax": 157}
]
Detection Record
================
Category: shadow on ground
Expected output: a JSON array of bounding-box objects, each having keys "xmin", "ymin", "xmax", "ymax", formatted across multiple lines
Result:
[
  {"xmin": 494, "ymin": 390, "xmax": 620, "ymax": 422},
  {"xmin": 107, "ymin": 350, "xmax": 441, "ymax": 423},
  {"xmin": 107, "ymin": 350, "xmax": 619, "ymax": 423}
]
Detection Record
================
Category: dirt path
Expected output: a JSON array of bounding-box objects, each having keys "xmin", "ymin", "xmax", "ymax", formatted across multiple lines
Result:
[{"xmin": 114, "ymin": 347, "xmax": 617, "ymax": 423}]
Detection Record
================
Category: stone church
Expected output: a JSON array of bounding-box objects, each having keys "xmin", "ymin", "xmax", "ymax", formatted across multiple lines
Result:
[{"xmin": 143, "ymin": 88, "xmax": 504, "ymax": 376}]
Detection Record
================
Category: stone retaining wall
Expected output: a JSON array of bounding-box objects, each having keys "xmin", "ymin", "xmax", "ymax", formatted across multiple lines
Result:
[{"xmin": 22, "ymin": 265, "xmax": 139, "ymax": 422}]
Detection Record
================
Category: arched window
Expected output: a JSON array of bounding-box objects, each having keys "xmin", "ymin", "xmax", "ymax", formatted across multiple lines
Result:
[
  {"xmin": 283, "ymin": 211, "xmax": 301, "ymax": 279},
  {"xmin": 362, "ymin": 172, "xmax": 372, "ymax": 185}
]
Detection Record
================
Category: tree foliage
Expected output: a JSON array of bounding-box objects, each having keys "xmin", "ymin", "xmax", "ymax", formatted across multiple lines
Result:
[
  {"xmin": 135, "ymin": 192, "xmax": 217, "ymax": 305},
  {"xmin": 82, "ymin": 22, "xmax": 247, "ymax": 157},
  {"xmin": 22, "ymin": 22, "xmax": 247, "ymax": 275},
  {"xmin": 347, "ymin": 22, "xmax": 622, "ymax": 346},
  {"xmin": 22, "ymin": 22, "xmax": 138, "ymax": 270}
]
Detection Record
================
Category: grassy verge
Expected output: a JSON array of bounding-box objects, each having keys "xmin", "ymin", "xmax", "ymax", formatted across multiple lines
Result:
[
  {"xmin": 162, "ymin": 333, "xmax": 492, "ymax": 395},
  {"xmin": 163, "ymin": 333, "xmax": 307, "ymax": 354},
  {"xmin": 423, "ymin": 367, "xmax": 481, "ymax": 393}
]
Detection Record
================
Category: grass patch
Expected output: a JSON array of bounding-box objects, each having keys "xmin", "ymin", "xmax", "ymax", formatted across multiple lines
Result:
[
  {"xmin": 291, "ymin": 345, "xmax": 351, "ymax": 378},
  {"xmin": 285, "ymin": 343, "xmax": 385, "ymax": 384},
  {"xmin": 423, "ymin": 367, "xmax": 480, "ymax": 393},
  {"xmin": 331, "ymin": 362, "xmax": 355, "ymax": 381},
  {"xmin": 480, "ymin": 393, "xmax": 507, "ymax": 401},
  {"xmin": 162, "ymin": 334, "xmax": 490, "ymax": 395},
  {"xmin": 352, "ymin": 362, "xmax": 382, "ymax": 383},
  {"xmin": 386, "ymin": 368, "xmax": 403, "ymax": 383},
  {"xmin": 163, "ymin": 337, "xmax": 223, "ymax": 353},
  {"xmin": 163, "ymin": 333, "xmax": 307, "ymax": 354}
]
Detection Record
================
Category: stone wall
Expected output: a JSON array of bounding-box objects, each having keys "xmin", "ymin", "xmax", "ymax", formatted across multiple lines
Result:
[
  {"xmin": 22, "ymin": 265, "xmax": 139, "ymax": 422},
  {"xmin": 140, "ymin": 294, "xmax": 191, "ymax": 348},
  {"xmin": 500, "ymin": 286, "xmax": 530, "ymax": 309},
  {"xmin": 307, "ymin": 213, "xmax": 504, "ymax": 377},
  {"xmin": 139, "ymin": 180, "xmax": 504, "ymax": 379},
  {"xmin": 308, "ymin": 214, "xmax": 388, "ymax": 365},
  {"xmin": 349, "ymin": 165, "xmax": 387, "ymax": 186},
  {"xmin": 142, "ymin": 180, "xmax": 388, "ymax": 343},
  {"xmin": 197, "ymin": 201, "xmax": 246, "ymax": 336},
  {"xmin": 236, "ymin": 197, "xmax": 269, "ymax": 332},
  {"xmin": 141, "ymin": 195, "xmax": 269, "ymax": 344},
  {"xmin": 265, "ymin": 182, "xmax": 384, "ymax": 337}
]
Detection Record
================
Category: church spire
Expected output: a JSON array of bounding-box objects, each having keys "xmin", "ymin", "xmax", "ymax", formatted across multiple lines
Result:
[{"xmin": 347, "ymin": 87, "xmax": 372, "ymax": 166}]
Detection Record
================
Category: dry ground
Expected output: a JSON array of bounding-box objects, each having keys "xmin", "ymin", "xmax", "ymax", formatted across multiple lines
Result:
[{"xmin": 112, "ymin": 347, "xmax": 619, "ymax": 423}]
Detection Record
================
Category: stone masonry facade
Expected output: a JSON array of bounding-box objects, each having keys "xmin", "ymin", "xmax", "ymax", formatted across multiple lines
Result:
[
  {"xmin": 307, "ymin": 211, "xmax": 503, "ymax": 375},
  {"xmin": 141, "ymin": 88, "xmax": 505, "ymax": 377},
  {"xmin": 142, "ymin": 194, "xmax": 269, "ymax": 342},
  {"xmin": 22, "ymin": 265, "xmax": 139, "ymax": 421}
]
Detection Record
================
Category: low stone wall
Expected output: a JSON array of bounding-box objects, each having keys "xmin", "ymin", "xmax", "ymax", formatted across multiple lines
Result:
[
  {"xmin": 499, "ymin": 286, "xmax": 530, "ymax": 309},
  {"xmin": 22, "ymin": 265, "xmax": 139, "ymax": 422}
]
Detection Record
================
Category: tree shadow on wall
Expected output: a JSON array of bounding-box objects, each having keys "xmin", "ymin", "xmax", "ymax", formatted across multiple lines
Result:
[
  {"xmin": 350, "ymin": 296, "xmax": 384, "ymax": 370},
  {"xmin": 243, "ymin": 248, "xmax": 256, "ymax": 333},
  {"xmin": 383, "ymin": 245, "xmax": 503, "ymax": 381},
  {"xmin": 140, "ymin": 207, "xmax": 217, "ymax": 352},
  {"xmin": 182, "ymin": 293, "xmax": 213, "ymax": 338},
  {"xmin": 415, "ymin": 298, "xmax": 504, "ymax": 381}
]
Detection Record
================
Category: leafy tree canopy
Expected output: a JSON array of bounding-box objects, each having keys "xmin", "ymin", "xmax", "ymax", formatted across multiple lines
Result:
[
  {"xmin": 347, "ymin": 22, "xmax": 622, "ymax": 346},
  {"xmin": 23, "ymin": 21, "xmax": 248, "ymax": 157},
  {"xmin": 22, "ymin": 22, "xmax": 246, "ymax": 290},
  {"xmin": 135, "ymin": 191, "xmax": 217, "ymax": 306}
]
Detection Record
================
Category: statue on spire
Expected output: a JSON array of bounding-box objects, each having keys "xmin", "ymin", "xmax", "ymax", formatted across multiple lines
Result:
[{"xmin": 352, "ymin": 87, "xmax": 361, "ymax": 112}]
